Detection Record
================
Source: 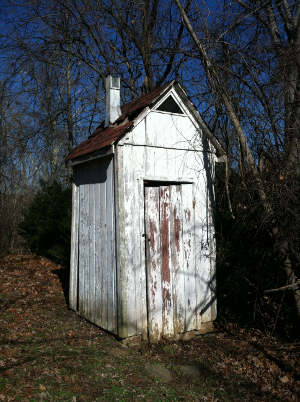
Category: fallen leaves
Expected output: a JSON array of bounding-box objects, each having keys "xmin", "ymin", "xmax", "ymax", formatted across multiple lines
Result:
[
  {"xmin": 1, "ymin": 254, "xmax": 300, "ymax": 402},
  {"xmin": 3, "ymin": 348, "xmax": 18, "ymax": 358},
  {"xmin": 22, "ymin": 387, "xmax": 35, "ymax": 397},
  {"xmin": 130, "ymin": 374, "xmax": 141, "ymax": 386},
  {"xmin": 280, "ymin": 376, "xmax": 289, "ymax": 383}
]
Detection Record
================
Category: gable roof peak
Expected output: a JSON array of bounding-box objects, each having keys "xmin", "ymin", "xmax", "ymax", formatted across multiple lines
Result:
[{"xmin": 66, "ymin": 80, "xmax": 225, "ymax": 163}]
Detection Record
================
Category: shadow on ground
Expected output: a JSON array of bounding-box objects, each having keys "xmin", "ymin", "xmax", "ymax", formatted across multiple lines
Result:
[{"xmin": 52, "ymin": 265, "xmax": 70, "ymax": 306}]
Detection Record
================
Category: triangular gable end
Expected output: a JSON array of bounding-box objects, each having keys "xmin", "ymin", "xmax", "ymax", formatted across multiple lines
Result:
[
  {"xmin": 67, "ymin": 80, "xmax": 225, "ymax": 164},
  {"xmin": 155, "ymin": 95, "xmax": 184, "ymax": 114},
  {"xmin": 119, "ymin": 86, "xmax": 204, "ymax": 148}
]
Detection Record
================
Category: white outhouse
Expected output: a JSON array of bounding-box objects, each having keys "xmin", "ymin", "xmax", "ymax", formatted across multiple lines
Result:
[{"xmin": 66, "ymin": 77, "xmax": 225, "ymax": 342}]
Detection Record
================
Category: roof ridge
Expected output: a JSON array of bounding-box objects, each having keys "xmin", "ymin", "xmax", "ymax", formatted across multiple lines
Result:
[{"xmin": 66, "ymin": 80, "xmax": 176, "ymax": 161}]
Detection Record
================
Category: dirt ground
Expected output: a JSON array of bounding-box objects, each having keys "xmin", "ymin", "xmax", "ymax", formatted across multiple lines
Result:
[{"xmin": 0, "ymin": 254, "xmax": 300, "ymax": 401}]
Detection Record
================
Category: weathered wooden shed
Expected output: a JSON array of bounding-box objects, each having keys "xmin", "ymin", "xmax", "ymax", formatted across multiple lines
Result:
[{"xmin": 66, "ymin": 77, "xmax": 225, "ymax": 342}]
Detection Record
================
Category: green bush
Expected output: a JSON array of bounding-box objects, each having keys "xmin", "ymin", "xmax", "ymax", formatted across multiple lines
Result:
[{"xmin": 18, "ymin": 181, "xmax": 72, "ymax": 266}]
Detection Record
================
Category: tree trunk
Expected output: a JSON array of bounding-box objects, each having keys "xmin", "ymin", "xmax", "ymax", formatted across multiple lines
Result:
[
  {"xmin": 174, "ymin": 0, "xmax": 300, "ymax": 318},
  {"xmin": 66, "ymin": 8, "xmax": 73, "ymax": 185}
]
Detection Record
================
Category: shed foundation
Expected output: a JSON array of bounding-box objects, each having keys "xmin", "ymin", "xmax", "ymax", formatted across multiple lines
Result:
[{"xmin": 120, "ymin": 321, "xmax": 215, "ymax": 345}]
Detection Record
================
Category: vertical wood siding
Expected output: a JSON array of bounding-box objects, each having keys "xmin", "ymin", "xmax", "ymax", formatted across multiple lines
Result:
[
  {"xmin": 181, "ymin": 184, "xmax": 197, "ymax": 331},
  {"xmin": 69, "ymin": 156, "xmax": 117, "ymax": 333},
  {"xmin": 70, "ymin": 103, "xmax": 216, "ymax": 340},
  {"xmin": 198, "ymin": 148, "xmax": 216, "ymax": 324},
  {"xmin": 145, "ymin": 184, "xmax": 196, "ymax": 342},
  {"xmin": 145, "ymin": 187, "xmax": 162, "ymax": 342},
  {"xmin": 160, "ymin": 186, "xmax": 173, "ymax": 337},
  {"xmin": 69, "ymin": 166, "xmax": 80, "ymax": 311},
  {"xmin": 118, "ymin": 109, "xmax": 216, "ymax": 339},
  {"xmin": 170, "ymin": 185, "xmax": 184, "ymax": 335}
]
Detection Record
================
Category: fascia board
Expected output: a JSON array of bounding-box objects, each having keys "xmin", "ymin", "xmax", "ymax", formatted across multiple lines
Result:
[{"xmin": 66, "ymin": 146, "xmax": 114, "ymax": 167}]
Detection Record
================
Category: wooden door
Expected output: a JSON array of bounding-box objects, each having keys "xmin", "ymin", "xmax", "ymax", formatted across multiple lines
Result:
[{"xmin": 145, "ymin": 184, "xmax": 196, "ymax": 342}]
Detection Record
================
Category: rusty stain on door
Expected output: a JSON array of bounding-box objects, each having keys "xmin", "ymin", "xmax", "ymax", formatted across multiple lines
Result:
[{"xmin": 145, "ymin": 183, "xmax": 195, "ymax": 342}]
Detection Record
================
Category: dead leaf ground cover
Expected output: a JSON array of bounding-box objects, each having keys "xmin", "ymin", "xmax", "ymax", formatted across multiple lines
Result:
[{"xmin": 0, "ymin": 254, "xmax": 300, "ymax": 401}]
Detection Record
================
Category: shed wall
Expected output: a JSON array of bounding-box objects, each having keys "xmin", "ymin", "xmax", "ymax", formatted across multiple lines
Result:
[
  {"xmin": 117, "ymin": 137, "xmax": 216, "ymax": 339},
  {"xmin": 69, "ymin": 156, "xmax": 117, "ymax": 334},
  {"xmin": 129, "ymin": 112, "xmax": 204, "ymax": 151}
]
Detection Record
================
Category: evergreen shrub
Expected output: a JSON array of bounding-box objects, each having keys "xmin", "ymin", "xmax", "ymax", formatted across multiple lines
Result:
[{"xmin": 18, "ymin": 181, "xmax": 72, "ymax": 266}]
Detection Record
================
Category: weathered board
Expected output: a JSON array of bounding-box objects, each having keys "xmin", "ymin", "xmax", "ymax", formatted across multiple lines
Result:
[
  {"xmin": 69, "ymin": 90, "xmax": 217, "ymax": 341},
  {"xmin": 118, "ymin": 140, "xmax": 216, "ymax": 339},
  {"xmin": 145, "ymin": 187, "xmax": 162, "ymax": 342},
  {"xmin": 69, "ymin": 156, "xmax": 117, "ymax": 333},
  {"xmin": 69, "ymin": 167, "xmax": 80, "ymax": 311},
  {"xmin": 145, "ymin": 184, "xmax": 196, "ymax": 342}
]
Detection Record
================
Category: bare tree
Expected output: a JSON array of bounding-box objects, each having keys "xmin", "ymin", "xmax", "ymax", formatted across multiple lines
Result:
[{"xmin": 175, "ymin": 0, "xmax": 300, "ymax": 317}]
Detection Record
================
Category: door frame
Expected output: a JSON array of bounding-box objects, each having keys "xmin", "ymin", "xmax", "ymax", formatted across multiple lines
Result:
[{"xmin": 137, "ymin": 175, "xmax": 194, "ymax": 341}]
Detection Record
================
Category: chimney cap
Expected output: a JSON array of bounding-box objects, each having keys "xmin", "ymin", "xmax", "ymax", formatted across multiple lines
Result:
[{"xmin": 108, "ymin": 75, "xmax": 120, "ymax": 89}]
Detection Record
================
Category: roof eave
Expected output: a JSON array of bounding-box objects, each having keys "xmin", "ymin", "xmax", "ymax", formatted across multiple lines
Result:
[{"xmin": 66, "ymin": 144, "xmax": 115, "ymax": 167}]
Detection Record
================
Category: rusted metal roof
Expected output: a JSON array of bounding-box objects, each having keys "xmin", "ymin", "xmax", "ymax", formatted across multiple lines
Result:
[
  {"xmin": 67, "ymin": 121, "xmax": 133, "ymax": 161},
  {"xmin": 118, "ymin": 81, "xmax": 172, "ymax": 119},
  {"xmin": 66, "ymin": 80, "xmax": 225, "ymax": 162},
  {"xmin": 66, "ymin": 81, "xmax": 173, "ymax": 161}
]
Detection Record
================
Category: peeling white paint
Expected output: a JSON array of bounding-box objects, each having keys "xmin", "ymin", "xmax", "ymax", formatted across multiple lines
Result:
[{"xmin": 69, "ymin": 95, "xmax": 217, "ymax": 341}]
